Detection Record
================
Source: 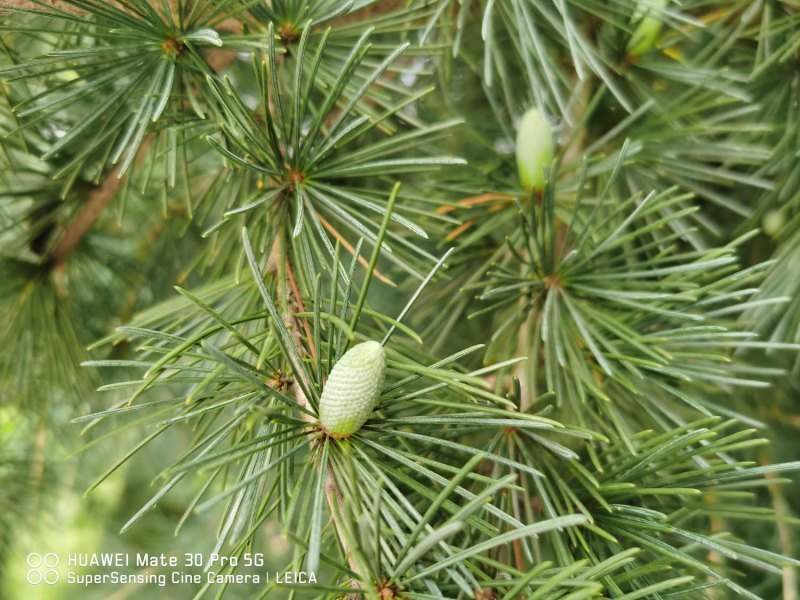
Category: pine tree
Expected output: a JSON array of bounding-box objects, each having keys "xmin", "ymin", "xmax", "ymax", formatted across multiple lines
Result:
[{"xmin": 1, "ymin": 1, "xmax": 799, "ymax": 598}]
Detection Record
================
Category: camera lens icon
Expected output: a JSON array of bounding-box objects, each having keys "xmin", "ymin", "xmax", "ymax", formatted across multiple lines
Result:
[{"xmin": 26, "ymin": 553, "xmax": 59, "ymax": 585}]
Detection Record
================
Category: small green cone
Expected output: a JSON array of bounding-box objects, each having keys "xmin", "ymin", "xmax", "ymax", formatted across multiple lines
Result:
[
  {"xmin": 762, "ymin": 210, "xmax": 785, "ymax": 238},
  {"xmin": 319, "ymin": 341, "xmax": 386, "ymax": 438},
  {"xmin": 627, "ymin": 0, "xmax": 667, "ymax": 57},
  {"xmin": 516, "ymin": 108, "xmax": 554, "ymax": 193}
]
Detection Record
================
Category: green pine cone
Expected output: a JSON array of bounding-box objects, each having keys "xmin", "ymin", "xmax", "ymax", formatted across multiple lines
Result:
[
  {"xmin": 762, "ymin": 210, "xmax": 785, "ymax": 237},
  {"xmin": 516, "ymin": 108, "xmax": 554, "ymax": 192},
  {"xmin": 319, "ymin": 341, "xmax": 386, "ymax": 438},
  {"xmin": 627, "ymin": 0, "xmax": 667, "ymax": 57}
]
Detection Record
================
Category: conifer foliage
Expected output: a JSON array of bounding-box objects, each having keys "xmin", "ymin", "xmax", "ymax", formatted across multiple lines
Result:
[{"xmin": 1, "ymin": 1, "xmax": 799, "ymax": 599}]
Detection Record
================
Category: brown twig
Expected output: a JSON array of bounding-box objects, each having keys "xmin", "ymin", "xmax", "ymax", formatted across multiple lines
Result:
[
  {"xmin": 285, "ymin": 257, "xmax": 318, "ymax": 364},
  {"xmin": 0, "ymin": 0, "xmax": 177, "ymax": 13},
  {"xmin": 49, "ymin": 136, "xmax": 154, "ymax": 268},
  {"xmin": 268, "ymin": 235, "xmax": 314, "ymax": 413},
  {"xmin": 0, "ymin": 1, "xmax": 79, "ymax": 11},
  {"xmin": 49, "ymin": 164, "xmax": 125, "ymax": 267}
]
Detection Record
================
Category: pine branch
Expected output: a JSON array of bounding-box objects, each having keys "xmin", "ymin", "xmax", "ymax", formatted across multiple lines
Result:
[
  {"xmin": 274, "ymin": 241, "xmax": 364, "ymax": 587},
  {"xmin": 4, "ymin": 1, "xmax": 799, "ymax": 597},
  {"xmin": 266, "ymin": 232, "xmax": 365, "ymax": 584}
]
